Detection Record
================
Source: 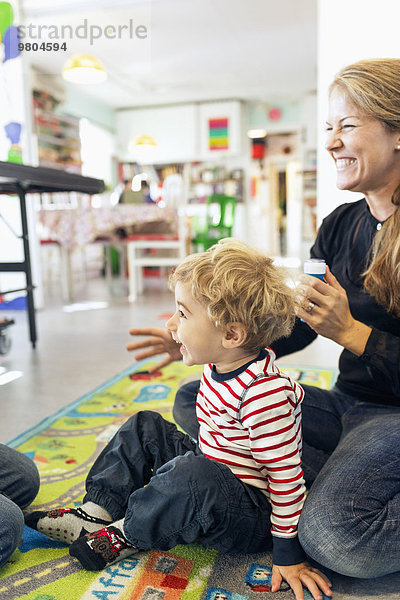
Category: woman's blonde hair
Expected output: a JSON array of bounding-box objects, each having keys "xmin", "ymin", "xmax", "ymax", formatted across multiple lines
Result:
[
  {"xmin": 330, "ymin": 58, "xmax": 400, "ymax": 316},
  {"xmin": 169, "ymin": 238, "xmax": 295, "ymax": 352}
]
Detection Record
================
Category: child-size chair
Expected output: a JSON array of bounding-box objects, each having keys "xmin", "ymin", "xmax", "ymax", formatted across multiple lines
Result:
[
  {"xmin": 191, "ymin": 194, "xmax": 236, "ymax": 252},
  {"xmin": 125, "ymin": 210, "xmax": 186, "ymax": 302}
]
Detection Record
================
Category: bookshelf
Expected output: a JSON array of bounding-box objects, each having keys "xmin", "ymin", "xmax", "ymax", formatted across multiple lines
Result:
[{"xmin": 32, "ymin": 90, "xmax": 82, "ymax": 174}]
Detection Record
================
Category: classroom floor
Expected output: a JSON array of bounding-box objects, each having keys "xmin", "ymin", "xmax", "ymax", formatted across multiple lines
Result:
[
  {"xmin": 3, "ymin": 269, "xmax": 400, "ymax": 599},
  {"xmin": 0, "ymin": 268, "xmax": 341, "ymax": 443}
]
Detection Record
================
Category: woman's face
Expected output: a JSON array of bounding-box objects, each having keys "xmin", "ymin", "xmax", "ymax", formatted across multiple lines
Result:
[{"xmin": 325, "ymin": 87, "xmax": 400, "ymax": 201}]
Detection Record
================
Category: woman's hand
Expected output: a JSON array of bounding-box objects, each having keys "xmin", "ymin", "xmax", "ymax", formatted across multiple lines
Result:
[
  {"xmin": 295, "ymin": 266, "xmax": 371, "ymax": 356},
  {"xmin": 271, "ymin": 562, "xmax": 332, "ymax": 600},
  {"xmin": 126, "ymin": 327, "xmax": 182, "ymax": 373}
]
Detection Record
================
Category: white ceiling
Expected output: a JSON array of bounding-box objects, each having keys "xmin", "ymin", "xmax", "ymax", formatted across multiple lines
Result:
[{"xmin": 21, "ymin": 0, "xmax": 317, "ymax": 110}]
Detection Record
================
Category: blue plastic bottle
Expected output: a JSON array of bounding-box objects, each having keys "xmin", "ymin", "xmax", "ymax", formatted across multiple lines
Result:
[
  {"xmin": 304, "ymin": 258, "xmax": 326, "ymax": 280},
  {"xmin": 301, "ymin": 259, "xmax": 326, "ymax": 321}
]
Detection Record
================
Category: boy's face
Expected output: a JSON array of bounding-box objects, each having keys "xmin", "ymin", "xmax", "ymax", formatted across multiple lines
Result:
[{"xmin": 166, "ymin": 282, "xmax": 225, "ymax": 367}]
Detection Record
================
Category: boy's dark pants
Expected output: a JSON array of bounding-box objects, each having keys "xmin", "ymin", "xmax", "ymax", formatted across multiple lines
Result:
[{"xmin": 84, "ymin": 410, "xmax": 272, "ymax": 554}]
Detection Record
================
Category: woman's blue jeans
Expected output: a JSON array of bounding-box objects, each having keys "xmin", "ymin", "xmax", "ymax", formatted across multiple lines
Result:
[
  {"xmin": 173, "ymin": 379, "xmax": 400, "ymax": 578},
  {"xmin": 84, "ymin": 411, "xmax": 273, "ymax": 555},
  {"xmin": 0, "ymin": 445, "xmax": 40, "ymax": 568}
]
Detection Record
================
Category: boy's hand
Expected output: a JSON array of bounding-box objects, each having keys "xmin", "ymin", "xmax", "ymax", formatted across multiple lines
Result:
[
  {"xmin": 127, "ymin": 327, "xmax": 182, "ymax": 373},
  {"xmin": 271, "ymin": 562, "xmax": 332, "ymax": 600}
]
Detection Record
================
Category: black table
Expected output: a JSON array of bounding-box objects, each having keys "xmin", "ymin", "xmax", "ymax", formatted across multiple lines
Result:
[{"xmin": 0, "ymin": 161, "xmax": 104, "ymax": 348}]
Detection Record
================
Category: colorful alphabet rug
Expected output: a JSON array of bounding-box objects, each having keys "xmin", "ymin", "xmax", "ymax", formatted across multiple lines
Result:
[{"xmin": 1, "ymin": 361, "xmax": 337, "ymax": 600}]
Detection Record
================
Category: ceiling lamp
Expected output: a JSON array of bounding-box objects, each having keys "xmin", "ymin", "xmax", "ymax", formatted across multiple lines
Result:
[
  {"xmin": 133, "ymin": 134, "xmax": 157, "ymax": 148},
  {"xmin": 62, "ymin": 54, "xmax": 107, "ymax": 84},
  {"xmin": 128, "ymin": 134, "xmax": 158, "ymax": 161},
  {"xmin": 247, "ymin": 128, "xmax": 267, "ymax": 139}
]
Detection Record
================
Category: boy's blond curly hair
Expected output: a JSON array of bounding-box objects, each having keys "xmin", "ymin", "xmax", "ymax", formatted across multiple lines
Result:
[{"xmin": 169, "ymin": 238, "xmax": 295, "ymax": 352}]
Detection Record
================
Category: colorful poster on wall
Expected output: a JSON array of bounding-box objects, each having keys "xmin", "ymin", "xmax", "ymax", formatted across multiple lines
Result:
[
  {"xmin": 208, "ymin": 117, "xmax": 229, "ymax": 151},
  {"xmin": 199, "ymin": 101, "xmax": 241, "ymax": 158}
]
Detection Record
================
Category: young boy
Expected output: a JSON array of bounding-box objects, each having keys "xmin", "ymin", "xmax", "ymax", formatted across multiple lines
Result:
[{"xmin": 26, "ymin": 239, "xmax": 331, "ymax": 600}]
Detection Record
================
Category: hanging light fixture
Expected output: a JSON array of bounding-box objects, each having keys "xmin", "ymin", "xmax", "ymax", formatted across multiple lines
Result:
[
  {"xmin": 128, "ymin": 134, "xmax": 158, "ymax": 163},
  {"xmin": 133, "ymin": 134, "xmax": 157, "ymax": 148},
  {"xmin": 62, "ymin": 54, "xmax": 107, "ymax": 84}
]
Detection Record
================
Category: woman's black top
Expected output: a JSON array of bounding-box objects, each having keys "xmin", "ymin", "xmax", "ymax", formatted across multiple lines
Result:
[{"xmin": 272, "ymin": 199, "xmax": 400, "ymax": 406}]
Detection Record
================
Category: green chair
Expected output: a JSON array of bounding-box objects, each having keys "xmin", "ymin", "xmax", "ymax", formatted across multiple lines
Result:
[{"xmin": 191, "ymin": 194, "xmax": 236, "ymax": 252}]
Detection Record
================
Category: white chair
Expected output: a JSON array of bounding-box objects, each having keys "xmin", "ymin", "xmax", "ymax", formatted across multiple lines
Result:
[{"xmin": 126, "ymin": 209, "xmax": 186, "ymax": 302}]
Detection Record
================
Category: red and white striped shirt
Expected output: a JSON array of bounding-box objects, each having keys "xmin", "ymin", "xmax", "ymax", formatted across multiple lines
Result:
[{"xmin": 197, "ymin": 348, "xmax": 305, "ymax": 541}]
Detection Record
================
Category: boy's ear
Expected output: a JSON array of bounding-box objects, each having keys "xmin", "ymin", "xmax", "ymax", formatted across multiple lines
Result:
[{"xmin": 222, "ymin": 322, "xmax": 247, "ymax": 348}]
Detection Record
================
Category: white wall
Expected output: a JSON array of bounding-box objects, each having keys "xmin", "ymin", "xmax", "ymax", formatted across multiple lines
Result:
[
  {"xmin": 59, "ymin": 87, "xmax": 116, "ymax": 135},
  {"xmin": 80, "ymin": 118, "xmax": 115, "ymax": 187},
  {"xmin": 116, "ymin": 100, "xmax": 244, "ymax": 164},
  {"xmin": 317, "ymin": 0, "xmax": 400, "ymax": 223},
  {"xmin": 117, "ymin": 104, "xmax": 198, "ymax": 164},
  {"xmin": 300, "ymin": 92, "xmax": 317, "ymax": 152}
]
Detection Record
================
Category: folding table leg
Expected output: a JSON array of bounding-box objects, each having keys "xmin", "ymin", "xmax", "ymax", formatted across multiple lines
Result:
[{"xmin": 127, "ymin": 242, "xmax": 137, "ymax": 302}]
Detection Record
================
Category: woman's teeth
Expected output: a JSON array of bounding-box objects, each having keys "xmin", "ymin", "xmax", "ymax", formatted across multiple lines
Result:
[{"xmin": 336, "ymin": 158, "xmax": 356, "ymax": 169}]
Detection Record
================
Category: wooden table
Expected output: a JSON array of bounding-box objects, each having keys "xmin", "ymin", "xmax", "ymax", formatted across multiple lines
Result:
[{"xmin": 38, "ymin": 204, "xmax": 179, "ymax": 302}]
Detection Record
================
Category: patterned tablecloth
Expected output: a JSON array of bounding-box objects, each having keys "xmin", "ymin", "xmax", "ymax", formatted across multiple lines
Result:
[{"xmin": 38, "ymin": 204, "xmax": 178, "ymax": 250}]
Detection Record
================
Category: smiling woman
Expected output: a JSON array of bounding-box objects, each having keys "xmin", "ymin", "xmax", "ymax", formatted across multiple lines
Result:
[
  {"xmin": 325, "ymin": 89, "xmax": 400, "ymax": 210},
  {"xmin": 327, "ymin": 59, "xmax": 400, "ymax": 318}
]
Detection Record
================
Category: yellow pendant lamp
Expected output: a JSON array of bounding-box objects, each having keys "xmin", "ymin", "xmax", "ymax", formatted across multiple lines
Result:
[
  {"xmin": 128, "ymin": 134, "xmax": 158, "ymax": 159},
  {"xmin": 62, "ymin": 54, "xmax": 107, "ymax": 84},
  {"xmin": 133, "ymin": 134, "xmax": 157, "ymax": 148}
]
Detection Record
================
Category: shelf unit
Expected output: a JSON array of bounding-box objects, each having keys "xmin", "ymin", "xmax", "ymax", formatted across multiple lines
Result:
[
  {"xmin": 32, "ymin": 91, "xmax": 82, "ymax": 174},
  {"xmin": 117, "ymin": 160, "xmax": 245, "ymax": 249},
  {"xmin": 188, "ymin": 163, "xmax": 244, "ymax": 204},
  {"xmin": 118, "ymin": 162, "xmax": 244, "ymax": 203}
]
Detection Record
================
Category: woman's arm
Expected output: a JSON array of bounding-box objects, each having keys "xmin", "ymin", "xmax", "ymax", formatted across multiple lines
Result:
[
  {"xmin": 358, "ymin": 327, "xmax": 400, "ymax": 396},
  {"xmin": 294, "ymin": 265, "xmax": 400, "ymax": 396}
]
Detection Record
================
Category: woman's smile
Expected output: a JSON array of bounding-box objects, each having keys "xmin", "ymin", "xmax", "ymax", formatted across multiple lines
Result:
[{"xmin": 335, "ymin": 158, "xmax": 356, "ymax": 170}]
